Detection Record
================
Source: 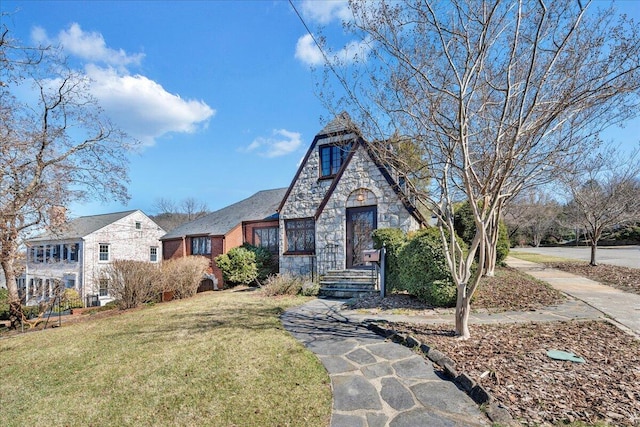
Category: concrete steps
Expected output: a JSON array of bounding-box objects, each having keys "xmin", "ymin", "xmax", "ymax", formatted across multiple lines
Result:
[{"xmin": 319, "ymin": 268, "xmax": 379, "ymax": 299}]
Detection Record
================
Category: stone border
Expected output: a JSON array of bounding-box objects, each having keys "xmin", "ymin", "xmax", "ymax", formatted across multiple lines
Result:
[{"xmin": 364, "ymin": 320, "xmax": 517, "ymax": 426}]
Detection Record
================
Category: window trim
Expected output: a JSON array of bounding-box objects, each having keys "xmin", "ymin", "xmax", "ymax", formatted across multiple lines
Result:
[
  {"xmin": 253, "ymin": 226, "xmax": 279, "ymax": 254},
  {"xmin": 99, "ymin": 279, "xmax": 109, "ymax": 297},
  {"xmin": 284, "ymin": 218, "xmax": 315, "ymax": 255},
  {"xmin": 150, "ymin": 246, "xmax": 158, "ymax": 262},
  {"xmin": 98, "ymin": 243, "xmax": 110, "ymax": 262},
  {"xmin": 191, "ymin": 236, "xmax": 211, "ymax": 256},
  {"xmin": 319, "ymin": 143, "xmax": 352, "ymax": 178}
]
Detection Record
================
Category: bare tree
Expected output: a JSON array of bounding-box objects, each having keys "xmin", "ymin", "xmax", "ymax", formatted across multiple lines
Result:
[
  {"xmin": 151, "ymin": 197, "xmax": 209, "ymax": 231},
  {"xmin": 563, "ymin": 145, "xmax": 640, "ymax": 266},
  {"xmin": 313, "ymin": 0, "xmax": 640, "ymax": 338},
  {"xmin": 181, "ymin": 197, "xmax": 209, "ymax": 221},
  {"xmin": 0, "ymin": 28, "xmax": 135, "ymax": 328},
  {"xmin": 504, "ymin": 190, "xmax": 562, "ymax": 247}
]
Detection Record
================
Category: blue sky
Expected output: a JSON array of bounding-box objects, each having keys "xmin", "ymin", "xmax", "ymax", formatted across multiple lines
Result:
[{"xmin": 2, "ymin": 1, "xmax": 639, "ymax": 218}]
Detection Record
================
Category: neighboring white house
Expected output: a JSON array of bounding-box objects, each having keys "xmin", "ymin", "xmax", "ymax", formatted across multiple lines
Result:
[{"xmin": 23, "ymin": 210, "xmax": 165, "ymax": 307}]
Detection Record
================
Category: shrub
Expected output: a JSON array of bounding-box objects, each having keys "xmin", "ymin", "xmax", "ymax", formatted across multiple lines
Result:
[
  {"xmin": 372, "ymin": 228, "xmax": 407, "ymax": 293},
  {"xmin": 103, "ymin": 260, "xmax": 160, "ymax": 309},
  {"xmin": 159, "ymin": 256, "xmax": 210, "ymax": 299},
  {"xmin": 261, "ymin": 273, "xmax": 305, "ymax": 296},
  {"xmin": 496, "ymin": 221, "xmax": 510, "ymax": 265},
  {"xmin": 215, "ymin": 247, "xmax": 258, "ymax": 286},
  {"xmin": 61, "ymin": 288, "xmax": 83, "ymax": 309},
  {"xmin": 398, "ymin": 227, "xmax": 458, "ymax": 307},
  {"xmin": 241, "ymin": 243, "xmax": 278, "ymax": 283},
  {"xmin": 0, "ymin": 288, "xmax": 9, "ymax": 320},
  {"xmin": 300, "ymin": 281, "xmax": 320, "ymax": 297},
  {"xmin": 611, "ymin": 224, "xmax": 640, "ymax": 242},
  {"xmin": 21, "ymin": 305, "xmax": 40, "ymax": 319},
  {"xmin": 454, "ymin": 201, "xmax": 510, "ymax": 264}
]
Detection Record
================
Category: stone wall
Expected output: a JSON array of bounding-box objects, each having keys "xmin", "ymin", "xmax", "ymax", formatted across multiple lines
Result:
[{"xmin": 279, "ymin": 136, "xmax": 420, "ymax": 276}]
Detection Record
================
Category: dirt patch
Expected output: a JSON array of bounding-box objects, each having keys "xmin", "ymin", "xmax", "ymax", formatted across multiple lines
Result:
[
  {"xmin": 546, "ymin": 262, "xmax": 640, "ymax": 296},
  {"xmin": 393, "ymin": 320, "xmax": 640, "ymax": 426}
]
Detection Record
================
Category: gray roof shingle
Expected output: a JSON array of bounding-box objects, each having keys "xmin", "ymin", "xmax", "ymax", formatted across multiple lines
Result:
[
  {"xmin": 161, "ymin": 188, "xmax": 287, "ymax": 240},
  {"xmin": 27, "ymin": 210, "xmax": 140, "ymax": 242},
  {"xmin": 319, "ymin": 111, "xmax": 356, "ymax": 135}
]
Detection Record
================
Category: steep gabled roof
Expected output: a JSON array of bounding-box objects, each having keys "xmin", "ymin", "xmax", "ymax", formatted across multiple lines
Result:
[
  {"xmin": 277, "ymin": 112, "xmax": 359, "ymax": 213},
  {"xmin": 27, "ymin": 210, "xmax": 141, "ymax": 242},
  {"xmin": 161, "ymin": 188, "xmax": 287, "ymax": 240},
  {"xmin": 278, "ymin": 112, "xmax": 427, "ymax": 226}
]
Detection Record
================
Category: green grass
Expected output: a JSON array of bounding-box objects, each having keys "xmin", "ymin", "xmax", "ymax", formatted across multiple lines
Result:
[
  {"xmin": 509, "ymin": 251, "xmax": 576, "ymax": 264},
  {"xmin": 0, "ymin": 290, "xmax": 331, "ymax": 426}
]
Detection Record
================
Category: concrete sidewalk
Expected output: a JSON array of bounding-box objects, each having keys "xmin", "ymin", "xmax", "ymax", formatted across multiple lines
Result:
[
  {"xmin": 506, "ymin": 257, "xmax": 640, "ymax": 337},
  {"xmin": 282, "ymin": 299, "xmax": 490, "ymax": 427}
]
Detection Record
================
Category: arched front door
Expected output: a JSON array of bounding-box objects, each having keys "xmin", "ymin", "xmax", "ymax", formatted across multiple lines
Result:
[{"xmin": 346, "ymin": 206, "xmax": 377, "ymax": 268}]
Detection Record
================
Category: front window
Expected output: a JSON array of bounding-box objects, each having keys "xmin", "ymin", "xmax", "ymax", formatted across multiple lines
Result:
[
  {"xmin": 320, "ymin": 143, "xmax": 352, "ymax": 178},
  {"xmin": 69, "ymin": 243, "xmax": 79, "ymax": 262},
  {"xmin": 135, "ymin": 221, "xmax": 141, "ymax": 230},
  {"xmin": 150, "ymin": 246, "xmax": 158, "ymax": 262},
  {"xmin": 285, "ymin": 218, "xmax": 315, "ymax": 254},
  {"xmin": 99, "ymin": 279, "xmax": 109, "ymax": 297},
  {"xmin": 253, "ymin": 227, "xmax": 279, "ymax": 254},
  {"xmin": 191, "ymin": 236, "xmax": 211, "ymax": 255},
  {"xmin": 99, "ymin": 244, "xmax": 110, "ymax": 262}
]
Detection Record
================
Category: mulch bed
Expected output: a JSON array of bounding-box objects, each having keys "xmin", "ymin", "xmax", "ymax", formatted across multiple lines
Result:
[
  {"xmin": 348, "ymin": 266, "xmax": 565, "ymax": 314},
  {"xmin": 546, "ymin": 262, "xmax": 640, "ymax": 296},
  {"xmin": 392, "ymin": 320, "xmax": 640, "ymax": 426}
]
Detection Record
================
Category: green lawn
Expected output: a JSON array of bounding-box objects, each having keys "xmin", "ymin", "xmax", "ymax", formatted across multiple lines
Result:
[
  {"xmin": 0, "ymin": 290, "xmax": 331, "ymax": 426},
  {"xmin": 508, "ymin": 251, "xmax": 576, "ymax": 264}
]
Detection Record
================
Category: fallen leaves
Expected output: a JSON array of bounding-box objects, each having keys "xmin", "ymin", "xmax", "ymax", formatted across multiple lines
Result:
[{"xmin": 394, "ymin": 321, "xmax": 640, "ymax": 426}]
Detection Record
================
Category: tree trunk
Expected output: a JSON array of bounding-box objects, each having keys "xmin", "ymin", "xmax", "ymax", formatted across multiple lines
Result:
[
  {"xmin": 455, "ymin": 287, "xmax": 471, "ymax": 339},
  {"xmin": 483, "ymin": 212, "xmax": 499, "ymax": 277},
  {"xmin": 1, "ymin": 258, "xmax": 23, "ymax": 330},
  {"xmin": 590, "ymin": 241, "xmax": 598, "ymax": 266}
]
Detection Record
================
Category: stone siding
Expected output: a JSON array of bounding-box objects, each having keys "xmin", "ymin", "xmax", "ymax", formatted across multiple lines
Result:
[{"xmin": 280, "ymin": 138, "xmax": 420, "ymax": 276}]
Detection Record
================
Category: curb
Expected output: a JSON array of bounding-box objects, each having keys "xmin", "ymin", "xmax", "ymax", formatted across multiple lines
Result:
[{"xmin": 365, "ymin": 321, "xmax": 518, "ymax": 426}]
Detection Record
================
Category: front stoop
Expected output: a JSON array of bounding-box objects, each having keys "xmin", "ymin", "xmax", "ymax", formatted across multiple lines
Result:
[{"xmin": 319, "ymin": 269, "xmax": 379, "ymax": 299}]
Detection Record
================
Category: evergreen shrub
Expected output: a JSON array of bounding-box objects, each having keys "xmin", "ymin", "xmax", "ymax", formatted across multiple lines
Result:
[
  {"xmin": 398, "ymin": 228, "xmax": 457, "ymax": 307},
  {"xmin": 215, "ymin": 247, "xmax": 258, "ymax": 286},
  {"xmin": 372, "ymin": 228, "xmax": 407, "ymax": 293}
]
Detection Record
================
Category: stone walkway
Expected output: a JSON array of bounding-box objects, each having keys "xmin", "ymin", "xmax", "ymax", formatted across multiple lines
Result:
[
  {"xmin": 282, "ymin": 258, "xmax": 640, "ymax": 426},
  {"xmin": 282, "ymin": 299, "xmax": 490, "ymax": 427}
]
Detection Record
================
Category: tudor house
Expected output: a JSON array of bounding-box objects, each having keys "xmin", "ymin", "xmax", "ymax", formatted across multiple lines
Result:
[
  {"xmin": 23, "ymin": 210, "xmax": 165, "ymax": 307},
  {"xmin": 160, "ymin": 113, "xmax": 425, "ymax": 291},
  {"xmin": 277, "ymin": 113, "xmax": 426, "ymax": 278}
]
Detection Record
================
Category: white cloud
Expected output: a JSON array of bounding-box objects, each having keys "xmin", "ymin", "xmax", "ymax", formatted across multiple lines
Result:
[
  {"xmin": 244, "ymin": 129, "xmax": 302, "ymax": 158},
  {"xmin": 295, "ymin": 34, "xmax": 325, "ymax": 66},
  {"xmin": 30, "ymin": 23, "xmax": 214, "ymax": 146},
  {"xmin": 300, "ymin": 0, "xmax": 352, "ymax": 25},
  {"xmin": 32, "ymin": 23, "xmax": 144, "ymax": 69},
  {"xmin": 86, "ymin": 65, "xmax": 214, "ymax": 146},
  {"xmin": 295, "ymin": 33, "xmax": 371, "ymax": 67}
]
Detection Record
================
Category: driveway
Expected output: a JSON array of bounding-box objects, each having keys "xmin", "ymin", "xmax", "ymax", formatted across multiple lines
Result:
[{"xmin": 510, "ymin": 245, "xmax": 639, "ymax": 269}]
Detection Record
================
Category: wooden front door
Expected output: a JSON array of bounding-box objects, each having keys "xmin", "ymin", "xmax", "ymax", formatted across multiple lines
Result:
[{"xmin": 346, "ymin": 206, "xmax": 377, "ymax": 268}]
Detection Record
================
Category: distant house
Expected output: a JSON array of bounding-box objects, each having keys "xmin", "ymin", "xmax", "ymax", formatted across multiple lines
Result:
[
  {"xmin": 278, "ymin": 112, "xmax": 426, "ymax": 277},
  {"xmin": 162, "ymin": 113, "xmax": 425, "ymax": 290},
  {"xmin": 161, "ymin": 188, "xmax": 287, "ymax": 288},
  {"xmin": 23, "ymin": 210, "xmax": 165, "ymax": 307}
]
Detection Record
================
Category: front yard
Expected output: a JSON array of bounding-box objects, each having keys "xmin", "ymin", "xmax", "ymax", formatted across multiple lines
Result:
[{"xmin": 0, "ymin": 290, "xmax": 331, "ymax": 427}]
